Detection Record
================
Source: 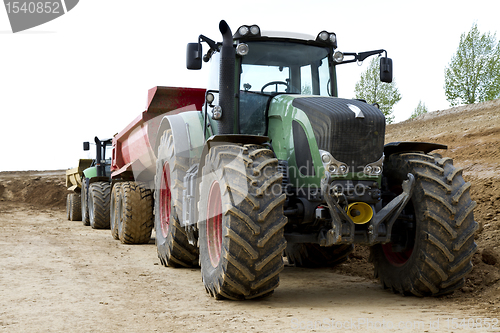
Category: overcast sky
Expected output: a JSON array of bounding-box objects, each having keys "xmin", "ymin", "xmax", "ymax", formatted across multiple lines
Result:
[{"xmin": 1, "ymin": 0, "xmax": 499, "ymax": 171}]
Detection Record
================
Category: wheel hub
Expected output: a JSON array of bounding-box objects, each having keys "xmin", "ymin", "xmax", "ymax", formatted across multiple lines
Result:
[
  {"xmin": 207, "ymin": 181, "xmax": 222, "ymax": 267},
  {"xmin": 160, "ymin": 162, "xmax": 172, "ymax": 238}
]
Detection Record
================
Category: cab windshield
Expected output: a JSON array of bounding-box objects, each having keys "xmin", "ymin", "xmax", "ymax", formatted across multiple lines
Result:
[
  {"xmin": 240, "ymin": 41, "xmax": 331, "ymax": 95},
  {"xmin": 238, "ymin": 41, "xmax": 332, "ymax": 135}
]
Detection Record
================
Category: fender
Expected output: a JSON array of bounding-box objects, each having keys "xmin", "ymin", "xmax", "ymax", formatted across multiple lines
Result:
[
  {"xmin": 154, "ymin": 111, "xmax": 206, "ymax": 163},
  {"xmin": 384, "ymin": 142, "xmax": 447, "ymax": 157}
]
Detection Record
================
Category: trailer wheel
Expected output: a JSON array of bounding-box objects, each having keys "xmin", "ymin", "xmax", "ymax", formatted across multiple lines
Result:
[
  {"xmin": 68, "ymin": 193, "xmax": 82, "ymax": 221},
  {"xmin": 110, "ymin": 183, "xmax": 122, "ymax": 240},
  {"xmin": 154, "ymin": 129, "xmax": 199, "ymax": 267},
  {"xmin": 88, "ymin": 181, "xmax": 111, "ymax": 229},
  {"xmin": 199, "ymin": 144, "xmax": 287, "ymax": 300},
  {"xmin": 118, "ymin": 181, "xmax": 153, "ymax": 244},
  {"xmin": 81, "ymin": 178, "xmax": 90, "ymax": 226},
  {"xmin": 285, "ymin": 243, "xmax": 353, "ymax": 268},
  {"xmin": 66, "ymin": 194, "xmax": 71, "ymax": 220},
  {"xmin": 371, "ymin": 152, "xmax": 478, "ymax": 296}
]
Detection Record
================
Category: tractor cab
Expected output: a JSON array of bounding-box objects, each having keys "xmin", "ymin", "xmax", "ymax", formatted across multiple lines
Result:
[
  {"xmin": 187, "ymin": 22, "xmax": 392, "ymax": 137},
  {"xmin": 82, "ymin": 137, "xmax": 113, "ymax": 179}
]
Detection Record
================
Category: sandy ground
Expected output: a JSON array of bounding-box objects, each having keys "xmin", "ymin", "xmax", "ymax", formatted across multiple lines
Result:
[{"xmin": 1, "ymin": 99, "xmax": 500, "ymax": 332}]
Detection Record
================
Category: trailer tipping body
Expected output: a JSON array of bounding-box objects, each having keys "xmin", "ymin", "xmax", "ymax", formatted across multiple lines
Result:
[{"xmin": 110, "ymin": 86, "xmax": 205, "ymax": 182}]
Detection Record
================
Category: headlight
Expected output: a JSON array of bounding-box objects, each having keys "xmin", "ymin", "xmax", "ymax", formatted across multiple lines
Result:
[
  {"xmin": 316, "ymin": 31, "xmax": 337, "ymax": 47},
  {"xmin": 334, "ymin": 51, "xmax": 344, "ymax": 63},
  {"xmin": 319, "ymin": 31, "xmax": 329, "ymax": 41},
  {"xmin": 363, "ymin": 155, "xmax": 384, "ymax": 176},
  {"xmin": 235, "ymin": 25, "xmax": 261, "ymax": 39},
  {"xmin": 236, "ymin": 43, "xmax": 249, "ymax": 56},
  {"xmin": 319, "ymin": 150, "xmax": 349, "ymax": 176},
  {"xmin": 321, "ymin": 152, "xmax": 332, "ymax": 163},
  {"xmin": 238, "ymin": 26, "xmax": 249, "ymax": 36},
  {"xmin": 338, "ymin": 164, "xmax": 348, "ymax": 174},
  {"xmin": 250, "ymin": 25, "xmax": 260, "ymax": 35}
]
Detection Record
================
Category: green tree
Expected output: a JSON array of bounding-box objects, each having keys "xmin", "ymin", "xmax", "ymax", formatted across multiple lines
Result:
[
  {"xmin": 445, "ymin": 23, "xmax": 500, "ymax": 106},
  {"xmin": 409, "ymin": 100, "xmax": 428, "ymax": 119},
  {"xmin": 354, "ymin": 57, "xmax": 401, "ymax": 124}
]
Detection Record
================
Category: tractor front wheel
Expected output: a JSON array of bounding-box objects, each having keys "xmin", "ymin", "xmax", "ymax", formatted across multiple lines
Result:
[
  {"xmin": 88, "ymin": 181, "xmax": 111, "ymax": 229},
  {"xmin": 371, "ymin": 152, "xmax": 477, "ymax": 296},
  {"xmin": 199, "ymin": 144, "xmax": 287, "ymax": 300}
]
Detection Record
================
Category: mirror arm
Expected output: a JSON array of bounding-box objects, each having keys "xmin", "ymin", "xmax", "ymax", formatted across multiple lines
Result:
[
  {"xmin": 356, "ymin": 49, "xmax": 387, "ymax": 62},
  {"xmin": 198, "ymin": 35, "xmax": 220, "ymax": 62}
]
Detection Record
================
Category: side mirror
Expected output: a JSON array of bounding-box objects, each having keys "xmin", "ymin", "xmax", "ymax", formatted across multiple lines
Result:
[
  {"xmin": 83, "ymin": 142, "xmax": 90, "ymax": 151},
  {"xmin": 380, "ymin": 57, "xmax": 393, "ymax": 83},
  {"xmin": 186, "ymin": 43, "xmax": 202, "ymax": 70}
]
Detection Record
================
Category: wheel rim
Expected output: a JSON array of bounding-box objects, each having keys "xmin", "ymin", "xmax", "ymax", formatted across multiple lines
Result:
[
  {"xmin": 207, "ymin": 181, "xmax": 222, "ymax": 268},
  {"xmin": 381, "ymin": 199, "xmax": 415, "ymax": 267},
  {"xmin": 382, "ymin": 244, "xmax": 413, "ymax": 266},
  {"xmin": 159, "ymin": 162, "xmax": 172, "ymax": 238}
]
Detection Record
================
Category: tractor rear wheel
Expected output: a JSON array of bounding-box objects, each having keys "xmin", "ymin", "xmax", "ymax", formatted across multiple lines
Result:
[
  {"xmin": 199, "ymin": 144, "xmax": 287, "ymax": 300},
  {"xmin": 68, "ymin": 193, "xmax": 82, "ymax": 221},
  {"xmin": 371, "ymin": 152, "xmax": 477, "ymax": 296},
  {"xmin": 285, "ymin": 243, "xmax": 353, "ymax": 268},
  {"xmin": 117, "ymin": 181, "xmax": 153, "ymax": 244},
  {"xmin": 81, "ymin": 178, "xmax": 90, "ymax": 226},
  {"xmin": 110, "ymin": 183, "xmax": 122, "ymax": 240},
  {"xmin": 88, "ymin": 181, "xmax": 111, "ymax": 229},
  {"xmin": 154, "ymin": 129, "xmax": 198, "ymax": 267}
]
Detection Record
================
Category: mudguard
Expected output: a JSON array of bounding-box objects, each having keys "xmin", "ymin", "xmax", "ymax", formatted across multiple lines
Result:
[
  {"xmin": 384, "ymin": 142, "xmax": 447, "ymax": 157},
  {"xmin": 154, "ymin": 111, "xmax": 206, "ymax": 163}
]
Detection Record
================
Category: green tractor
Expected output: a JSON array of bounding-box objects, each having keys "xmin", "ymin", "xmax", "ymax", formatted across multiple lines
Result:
[
  {"xmin": 81, "ymin": 137, "xmax": 113, "ymax": 229},
  {"xmin": 153, "ymin": 21, "xmax": 477, "ymax": 300}
]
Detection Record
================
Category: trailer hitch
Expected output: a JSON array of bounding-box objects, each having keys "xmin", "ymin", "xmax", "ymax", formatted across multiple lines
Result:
[{"xmin": 320, "ymin": 173, "xmax": 415, "ymax": 246}]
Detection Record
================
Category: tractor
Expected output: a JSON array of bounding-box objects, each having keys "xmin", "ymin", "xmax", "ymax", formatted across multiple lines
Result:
[
  {"xmin": 124, "ymin": 20, "xmax": 477, "ymax": 300},
  {"xmin": 80, "ymin": 136, "xmax": 113, "ymax": 229}
]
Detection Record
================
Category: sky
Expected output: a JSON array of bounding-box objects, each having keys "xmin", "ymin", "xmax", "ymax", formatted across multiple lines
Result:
[{"xmin": 1, "ymin": 0, "xmax": 499, "ymax": 171}]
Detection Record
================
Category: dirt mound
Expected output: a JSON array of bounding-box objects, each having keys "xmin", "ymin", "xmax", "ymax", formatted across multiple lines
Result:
[
  {"xmin": 0, "ymin": 170, "xmax": 67, "ymax": 208},
  {"xmin": 386, "ymin": 98, "xmax": 500, "ymax": 308}
]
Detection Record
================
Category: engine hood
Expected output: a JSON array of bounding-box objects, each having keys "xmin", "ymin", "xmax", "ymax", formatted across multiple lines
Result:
[{"xmin": 291, "ymin": 96, "xmax": 386, "ymax": 169}]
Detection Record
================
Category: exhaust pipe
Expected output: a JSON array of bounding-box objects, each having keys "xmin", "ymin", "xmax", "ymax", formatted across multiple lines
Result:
[{"xmin": 218, "ymin": 20, "xmax": 236, "ymax": 135}]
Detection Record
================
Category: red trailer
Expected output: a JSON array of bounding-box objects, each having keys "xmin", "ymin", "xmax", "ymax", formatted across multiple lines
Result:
[
  {"xmin": 108, "ymin": 86, "xmax": 205, "ymax": 244},
  {"xmin": 111, "ymin": 86, "xmax": 205, "ymax": 183}
]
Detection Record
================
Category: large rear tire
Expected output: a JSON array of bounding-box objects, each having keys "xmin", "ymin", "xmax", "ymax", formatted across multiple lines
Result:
[
  {"xmin": 118, "ymin": 181, "xmax": 153, "ymax": 244},
  {"xmin": 199, "ymin": 144, "xmax": 287, "ymax": 300},
  {"xmin": 154, "ymin": 129, "xmax": 198, "ymax": 267},
  {"xmin": 88, "ymin": 181, "xmax": 111, "ymax": 229},
  {"xmin": 81, "ymin": 178, "xmax": 90, "ymax": 226},
  {"xmin": 285, "ymin": 243, "xmax": 353, "ymax": 268},
  {"xmin": 371, "ymin": 152, "xmax": 478, "ymax": 296}
]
